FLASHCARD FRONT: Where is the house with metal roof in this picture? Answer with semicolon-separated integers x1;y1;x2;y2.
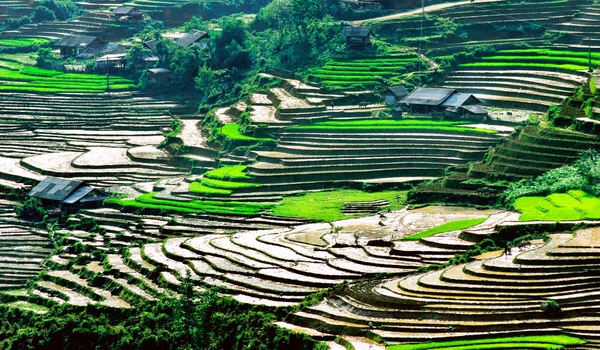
176;30;210;49
342;26;371;49
401;87;488;118
28;177;108;212
55;35;105;58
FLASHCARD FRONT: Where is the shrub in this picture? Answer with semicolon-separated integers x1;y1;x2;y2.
15;198;47;221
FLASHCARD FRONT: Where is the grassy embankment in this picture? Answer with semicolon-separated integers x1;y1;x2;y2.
388;334;585;350
401;217;487;241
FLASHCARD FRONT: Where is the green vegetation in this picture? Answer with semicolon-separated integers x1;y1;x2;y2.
220;123;275;142
15;198;47;222
308;51;421;88
503;150;600;204
0;286;325;350
289;119;497;134
387;334;584;350
109;192;273;216
514;190;600;221
401;217;487;241
205;165;252;180
189;165;260;195
272;189;406;222
0;38;51;49
0;54;134;93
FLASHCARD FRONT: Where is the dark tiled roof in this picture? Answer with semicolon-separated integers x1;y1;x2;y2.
113;6;139;15
143;39;157;52
401;88;456;106
441;93;481;108
176;30;209;48
388;85;409;97
460;104;488;115
55;35;100;48
28;177;83;201
343;26;371;37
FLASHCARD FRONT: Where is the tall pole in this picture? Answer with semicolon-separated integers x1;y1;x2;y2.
418;0;424;87
106;58;110;95
589;38;593;73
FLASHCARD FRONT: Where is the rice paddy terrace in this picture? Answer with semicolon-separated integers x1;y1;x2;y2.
281;226;600;348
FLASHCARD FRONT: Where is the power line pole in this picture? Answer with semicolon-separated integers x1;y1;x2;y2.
418;0;424;87
588;38;593;73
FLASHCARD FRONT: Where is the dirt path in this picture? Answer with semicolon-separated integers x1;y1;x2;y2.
354;0;506;25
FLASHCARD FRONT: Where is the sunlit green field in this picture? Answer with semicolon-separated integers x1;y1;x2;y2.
514;190;600;221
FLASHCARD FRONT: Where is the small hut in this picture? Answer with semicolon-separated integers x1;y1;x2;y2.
55;35;104;58
385;85;409;106
112;6;143;21
342;26;371;50
176;30;210;49
28;177;108;213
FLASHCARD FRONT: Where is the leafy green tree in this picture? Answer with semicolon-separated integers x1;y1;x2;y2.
15;197;47;221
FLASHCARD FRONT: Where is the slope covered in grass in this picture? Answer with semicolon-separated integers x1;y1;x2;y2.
401;217;487;241
514;190;600;221
272;189;406;222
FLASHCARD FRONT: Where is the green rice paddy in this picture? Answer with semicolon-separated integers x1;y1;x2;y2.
0;54;135;93
220;124;275;142
388;334;585;350
0;38;51;48
204;165;252;180
309;52;421;87
401;217;487;241
272;189;407;222
108;192;273;216
289;119;497;134
514;190;600;221
461;48;599;72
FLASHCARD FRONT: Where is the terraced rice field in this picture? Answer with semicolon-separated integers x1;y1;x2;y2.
26;206;508;310
514;190;600;221
0;200;51;292
442;48;591;111
308;51;422;88
388;335;585;349
0;54;134;93
281;226;600;347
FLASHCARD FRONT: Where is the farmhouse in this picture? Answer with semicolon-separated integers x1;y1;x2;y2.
176;29;210;49
342;26;371;49
112;6;143;21
385;85;409;106
28;177;108;212
401;87;488;118
96;53;126;69
55;35;105;58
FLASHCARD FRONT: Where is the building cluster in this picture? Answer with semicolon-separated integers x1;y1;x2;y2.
53;6;210;72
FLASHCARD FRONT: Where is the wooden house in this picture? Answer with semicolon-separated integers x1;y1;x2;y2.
385;85;409;106
401;87;488;119
112;6;143;21
342;26;371;50
28;177;108;213
55;35;104;58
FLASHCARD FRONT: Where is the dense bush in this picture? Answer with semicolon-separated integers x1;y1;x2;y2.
15;198;47;221
502;149;600;204
0;284;327;350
